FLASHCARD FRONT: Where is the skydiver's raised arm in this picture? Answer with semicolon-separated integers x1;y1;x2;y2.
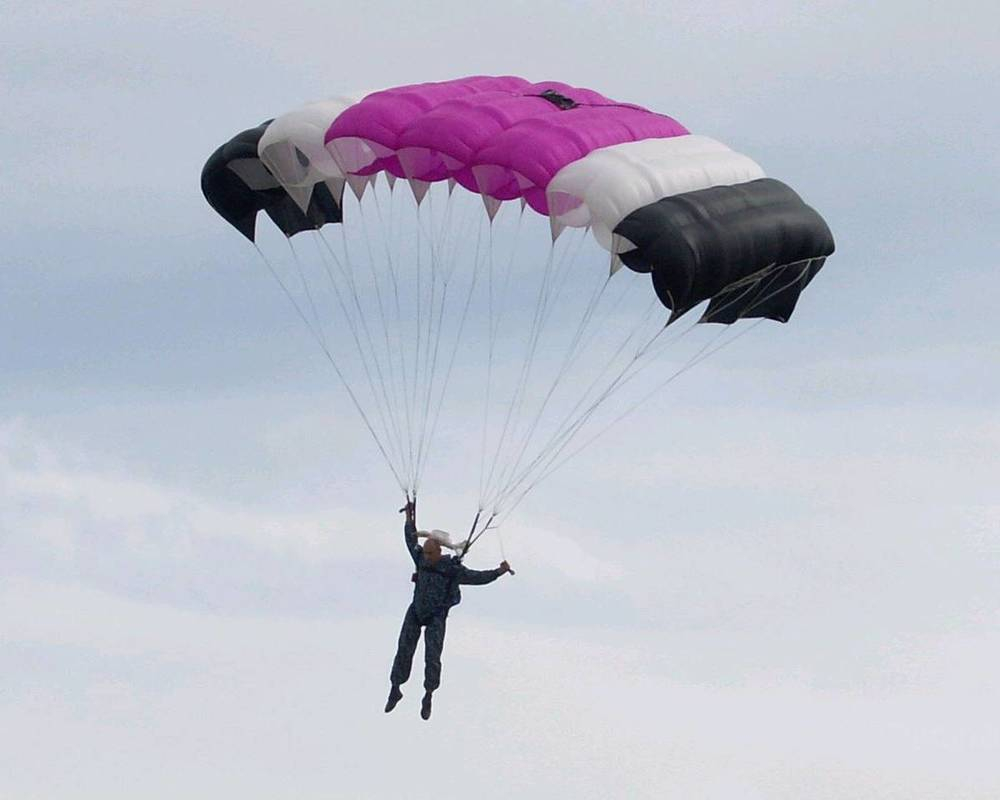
402;499;420;566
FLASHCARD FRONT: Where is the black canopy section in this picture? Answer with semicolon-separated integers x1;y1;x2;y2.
701;257;827;324
614;178;835;324
200;120;343;242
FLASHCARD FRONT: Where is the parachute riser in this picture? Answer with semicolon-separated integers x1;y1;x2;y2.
458;508;497;564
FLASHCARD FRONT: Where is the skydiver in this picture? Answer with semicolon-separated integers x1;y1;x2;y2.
385;498;512;720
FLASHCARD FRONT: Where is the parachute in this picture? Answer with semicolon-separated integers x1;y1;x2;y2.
201;75;834;545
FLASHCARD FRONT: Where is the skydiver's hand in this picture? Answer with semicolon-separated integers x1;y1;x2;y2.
499;560;513;575
403;499;416;523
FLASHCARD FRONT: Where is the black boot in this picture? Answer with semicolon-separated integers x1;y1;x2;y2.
420;691;433;720
385;684;403;713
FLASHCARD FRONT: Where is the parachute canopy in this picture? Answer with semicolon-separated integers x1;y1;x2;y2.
202;75;833;323
200;76;836;522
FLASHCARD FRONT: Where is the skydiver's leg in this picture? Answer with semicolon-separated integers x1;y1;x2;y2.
390;604;422;687
422;612;448;693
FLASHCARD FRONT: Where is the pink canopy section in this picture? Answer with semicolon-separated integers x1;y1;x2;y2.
323;75;688;215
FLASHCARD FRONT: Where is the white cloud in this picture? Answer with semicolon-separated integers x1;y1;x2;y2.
2;575;999;800
0;419;390;564
0;421;628;605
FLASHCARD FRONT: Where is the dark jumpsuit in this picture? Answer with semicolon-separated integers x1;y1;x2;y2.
390;519;502;692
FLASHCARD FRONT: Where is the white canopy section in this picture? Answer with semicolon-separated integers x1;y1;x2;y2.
546;135;766;253
258;98;358;212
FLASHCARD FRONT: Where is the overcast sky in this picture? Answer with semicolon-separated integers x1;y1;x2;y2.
2;1;999;798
